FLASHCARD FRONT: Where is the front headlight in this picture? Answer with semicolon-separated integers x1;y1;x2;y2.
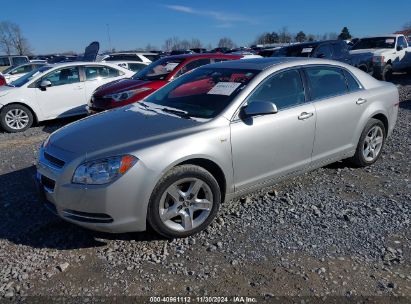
104;88;151;102
72;155;138;185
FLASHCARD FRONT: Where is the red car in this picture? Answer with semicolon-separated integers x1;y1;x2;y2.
88;54;242;113
0;74;6;86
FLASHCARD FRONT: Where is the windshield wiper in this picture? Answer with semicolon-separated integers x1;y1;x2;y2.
161;108;192;119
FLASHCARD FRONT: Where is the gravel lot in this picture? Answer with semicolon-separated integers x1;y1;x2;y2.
0;74;410;302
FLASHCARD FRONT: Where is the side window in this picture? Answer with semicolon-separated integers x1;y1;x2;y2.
313;44;332;59
305;67;348;100
12;57;29;66
128;63;147;72
398;36;408;48
0;57;10;66
11;65;32;74
248;69;306;110
43;67;80;86
175;59;211;77
343;70;362;92
85;66;120;80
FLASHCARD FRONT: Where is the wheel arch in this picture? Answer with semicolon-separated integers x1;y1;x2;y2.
371;112;389;133
0;102;39;124
174;158;227;202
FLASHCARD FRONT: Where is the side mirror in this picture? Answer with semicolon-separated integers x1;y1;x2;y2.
242;101;278;118
39;80;52;90
397;45;403;51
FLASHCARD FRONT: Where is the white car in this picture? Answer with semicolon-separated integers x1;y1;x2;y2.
350;34;411;80
0;62;134;132
108;61;150;72
1;63;46;84
101;52;160;64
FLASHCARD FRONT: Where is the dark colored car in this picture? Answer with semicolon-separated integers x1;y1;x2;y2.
190;48;207;53
272;40;373;74
88;54;242;113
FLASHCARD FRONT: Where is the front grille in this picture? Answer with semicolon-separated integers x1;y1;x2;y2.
62;209;114;224
44;152;65;168
41;175;55;191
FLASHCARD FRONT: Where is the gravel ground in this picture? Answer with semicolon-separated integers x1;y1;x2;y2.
0;74;410;302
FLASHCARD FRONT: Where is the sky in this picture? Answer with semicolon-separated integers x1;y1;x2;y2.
2;0;411;54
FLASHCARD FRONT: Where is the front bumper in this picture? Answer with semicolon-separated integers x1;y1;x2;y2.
36;147;155;233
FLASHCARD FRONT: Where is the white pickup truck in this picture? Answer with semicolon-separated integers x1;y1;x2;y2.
350;34;411;80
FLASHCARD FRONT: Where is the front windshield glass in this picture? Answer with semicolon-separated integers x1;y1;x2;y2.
352;37;396;50
10;66;52;87
132;58;184;81
2;66;16;74
143;67;259;119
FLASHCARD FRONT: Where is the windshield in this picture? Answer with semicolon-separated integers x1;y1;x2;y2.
2;66;17;74
132;58;184;81
352;37;396;50
10;66;52;87
143;67;259;119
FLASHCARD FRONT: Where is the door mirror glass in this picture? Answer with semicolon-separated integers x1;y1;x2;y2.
242;101;278;117
39;79;52;90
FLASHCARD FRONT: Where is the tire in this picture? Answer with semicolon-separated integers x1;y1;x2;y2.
381;64;393;81
350;119;386;167
0;104;34;133
147;165;221;238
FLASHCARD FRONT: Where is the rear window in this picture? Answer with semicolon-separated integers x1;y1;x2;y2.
305;67;348;100
12;57;29;66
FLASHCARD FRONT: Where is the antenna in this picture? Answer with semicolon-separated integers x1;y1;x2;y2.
106;23;112;52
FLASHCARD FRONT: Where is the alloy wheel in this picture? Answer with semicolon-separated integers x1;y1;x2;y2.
159;178;214;232
4;108;30;130
362;125;384;162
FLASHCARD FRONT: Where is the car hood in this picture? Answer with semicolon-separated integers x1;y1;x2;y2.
48;104;206;158
94;78;164;97
349;48;392;56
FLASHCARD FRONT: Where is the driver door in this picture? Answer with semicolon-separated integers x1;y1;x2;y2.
35;66;86;119
230;69;316;191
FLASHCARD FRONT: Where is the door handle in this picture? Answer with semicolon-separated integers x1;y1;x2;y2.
356;98;367;105
298;112;314;120
73;86;83;90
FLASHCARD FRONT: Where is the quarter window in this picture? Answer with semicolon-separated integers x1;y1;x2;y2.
85;66;120;80
43;67;80;86
248;69;305;110
343;70;362;92
306;67;348;100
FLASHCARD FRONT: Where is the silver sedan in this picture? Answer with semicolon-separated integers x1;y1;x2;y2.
36;58;399;238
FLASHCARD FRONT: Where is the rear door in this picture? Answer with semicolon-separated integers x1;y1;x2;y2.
35;66;86;119
305;66;366;164
82;65;126;99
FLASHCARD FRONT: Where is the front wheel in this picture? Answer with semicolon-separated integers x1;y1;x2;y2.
147;165;221;238
0;104;34;133
381;64;393;81
350;119;386;167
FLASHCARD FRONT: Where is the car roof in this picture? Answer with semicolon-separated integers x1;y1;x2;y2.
202;57;334;71
109;52;158;55
361;35;399;38
43;61;129;69
164;53;242;60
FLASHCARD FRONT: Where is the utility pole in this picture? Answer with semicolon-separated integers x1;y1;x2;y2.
106;23;112;52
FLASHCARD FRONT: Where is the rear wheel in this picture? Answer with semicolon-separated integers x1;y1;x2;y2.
0;104;34;133
350;119;386;167
147;165;221;238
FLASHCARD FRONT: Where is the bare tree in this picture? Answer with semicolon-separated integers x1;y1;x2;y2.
163;38;173;52
217;37;236;49
190;38;202;49
403;21;411;30
0;21;32;55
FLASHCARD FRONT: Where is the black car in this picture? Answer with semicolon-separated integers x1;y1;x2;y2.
272;40;373;74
